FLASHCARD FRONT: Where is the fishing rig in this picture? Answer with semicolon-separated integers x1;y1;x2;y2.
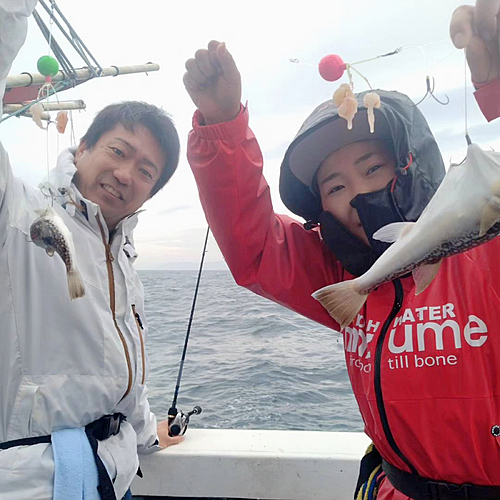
167;228;210;436
290;40;453;134
312;43;472;146
1;0;159;126
291;43;455;135
316;43;451;103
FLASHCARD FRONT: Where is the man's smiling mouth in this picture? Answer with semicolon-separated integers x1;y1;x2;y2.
102;184;123;200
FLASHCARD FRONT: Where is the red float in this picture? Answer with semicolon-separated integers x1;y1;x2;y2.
318;54;346;82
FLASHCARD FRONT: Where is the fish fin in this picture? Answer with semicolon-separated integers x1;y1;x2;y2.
413;261;442;295
479;199;500;237
312;280;368;329
67;268;85;300
45;247;55;257
372;222;415;243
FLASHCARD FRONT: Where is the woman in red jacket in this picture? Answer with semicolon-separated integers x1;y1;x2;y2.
185;3;500;499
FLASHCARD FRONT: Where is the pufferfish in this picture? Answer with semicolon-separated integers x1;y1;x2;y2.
30;206;85;300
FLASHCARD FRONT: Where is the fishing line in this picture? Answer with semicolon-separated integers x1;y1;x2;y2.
167;227;209;434
348;47;403;67
69;110;76;146
350;38;449;67
292;37;450;68
402;37;450;53
349;65;373;90
56;119;60;153
464;49;471;145
43;1;56;207
47;1;55;58
45;120;53;205
428;49;458;72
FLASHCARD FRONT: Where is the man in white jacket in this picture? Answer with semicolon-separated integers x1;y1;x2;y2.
1;2;183;499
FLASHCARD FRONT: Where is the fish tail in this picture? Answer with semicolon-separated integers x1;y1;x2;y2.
312;280;368;329
67;268;85;300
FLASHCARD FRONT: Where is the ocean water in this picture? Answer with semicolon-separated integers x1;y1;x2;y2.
140;270;364;433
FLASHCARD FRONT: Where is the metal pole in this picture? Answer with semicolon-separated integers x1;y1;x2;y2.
6;63;160;89
3;100;86;114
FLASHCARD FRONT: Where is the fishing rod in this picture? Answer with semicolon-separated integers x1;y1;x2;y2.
167;226;210;436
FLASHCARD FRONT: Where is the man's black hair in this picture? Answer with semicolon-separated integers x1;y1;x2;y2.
80;101;180;196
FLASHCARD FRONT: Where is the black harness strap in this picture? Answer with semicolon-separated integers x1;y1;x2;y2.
0;413;124;500
0;435;51;449
85;426;117;500
383;460;500;500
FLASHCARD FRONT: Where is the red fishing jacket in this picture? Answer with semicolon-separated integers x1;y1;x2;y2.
187;82;500;499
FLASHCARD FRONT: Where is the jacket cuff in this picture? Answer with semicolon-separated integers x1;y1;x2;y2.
191;103;249;148
139;437;162;455
473;77;500;122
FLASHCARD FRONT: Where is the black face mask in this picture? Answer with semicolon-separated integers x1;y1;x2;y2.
319;183;405;276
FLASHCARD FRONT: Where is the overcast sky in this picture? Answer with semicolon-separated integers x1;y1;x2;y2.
2;0;500;269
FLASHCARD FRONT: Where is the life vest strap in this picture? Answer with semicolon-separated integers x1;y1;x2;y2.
383;459;500;499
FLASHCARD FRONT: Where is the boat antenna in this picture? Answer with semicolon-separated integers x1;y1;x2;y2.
167;226;210;435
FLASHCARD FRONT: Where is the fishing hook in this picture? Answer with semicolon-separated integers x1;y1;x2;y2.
414;75;450;107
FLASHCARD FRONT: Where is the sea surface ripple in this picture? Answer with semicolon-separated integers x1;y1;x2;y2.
140;270;363;432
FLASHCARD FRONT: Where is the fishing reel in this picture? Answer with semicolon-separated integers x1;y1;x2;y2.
168;405;202;436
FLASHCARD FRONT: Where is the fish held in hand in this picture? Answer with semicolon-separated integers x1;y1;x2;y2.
30;207;85;300
313;143;500;328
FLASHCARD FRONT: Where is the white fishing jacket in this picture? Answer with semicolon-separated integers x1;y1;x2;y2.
0;2;160;498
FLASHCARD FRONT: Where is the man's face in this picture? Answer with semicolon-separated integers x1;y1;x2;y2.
316;139;396;246
74;124;165;231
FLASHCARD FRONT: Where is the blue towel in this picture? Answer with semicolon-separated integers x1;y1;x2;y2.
52;427;100;500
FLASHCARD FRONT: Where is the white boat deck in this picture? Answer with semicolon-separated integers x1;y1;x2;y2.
132;429;370;499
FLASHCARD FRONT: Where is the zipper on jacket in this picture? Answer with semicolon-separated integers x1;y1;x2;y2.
96;217;133;401
374;279;418;475
132;304;146;385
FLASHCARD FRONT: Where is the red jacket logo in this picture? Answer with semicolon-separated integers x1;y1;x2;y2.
344;303;488;372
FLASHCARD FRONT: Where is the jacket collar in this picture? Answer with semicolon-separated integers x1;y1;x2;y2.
38;146;140;254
